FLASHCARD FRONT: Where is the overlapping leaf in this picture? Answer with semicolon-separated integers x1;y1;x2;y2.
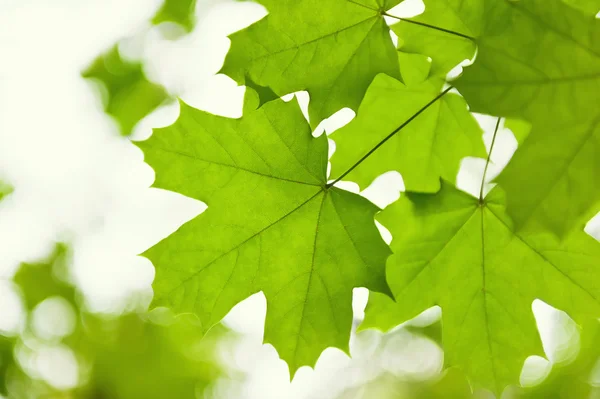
453;0;600;237
362;183;600;394
497;118;600;238
455;0;600;125
330;53;485;192
220;0;403;126
391;0;482;77
136;89;391;374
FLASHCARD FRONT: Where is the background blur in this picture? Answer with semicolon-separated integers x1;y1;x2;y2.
1;0;600;398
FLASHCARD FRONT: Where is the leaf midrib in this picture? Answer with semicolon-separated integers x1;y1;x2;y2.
292;191;328;366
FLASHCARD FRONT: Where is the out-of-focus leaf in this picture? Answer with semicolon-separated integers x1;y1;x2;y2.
152;0;197;32
506;320;600;399
0;336;15;395
0;181;11;199
336;368;473;399
78;313;224;399
2;247;228;399
82;46;169;136
13;244;75;310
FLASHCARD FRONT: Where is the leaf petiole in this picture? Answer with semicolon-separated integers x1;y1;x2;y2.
383;12;476;41
479;117;501;203
328;86;454;188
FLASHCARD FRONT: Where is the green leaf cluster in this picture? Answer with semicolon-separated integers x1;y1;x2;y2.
134;0;600;396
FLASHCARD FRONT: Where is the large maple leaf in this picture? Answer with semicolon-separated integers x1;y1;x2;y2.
220;0;403;126
362;181;600;394
135;90;392;374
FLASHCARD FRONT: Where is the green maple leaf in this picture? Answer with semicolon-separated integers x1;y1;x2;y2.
220;0;403;126
152;0;197;32
83;46;169;136
362;182;600;394
135;89;391;374
330;53;485;192
391;0;482;77
451;0;600;237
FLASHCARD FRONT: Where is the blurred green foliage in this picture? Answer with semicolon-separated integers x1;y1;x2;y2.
14;245;75;311
341;317;600;399
336;368;474;399
152;0;197;33
0;182;12;201
1;245;229;399
82;46;169;136
508;320;600;399
82;0;202;136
